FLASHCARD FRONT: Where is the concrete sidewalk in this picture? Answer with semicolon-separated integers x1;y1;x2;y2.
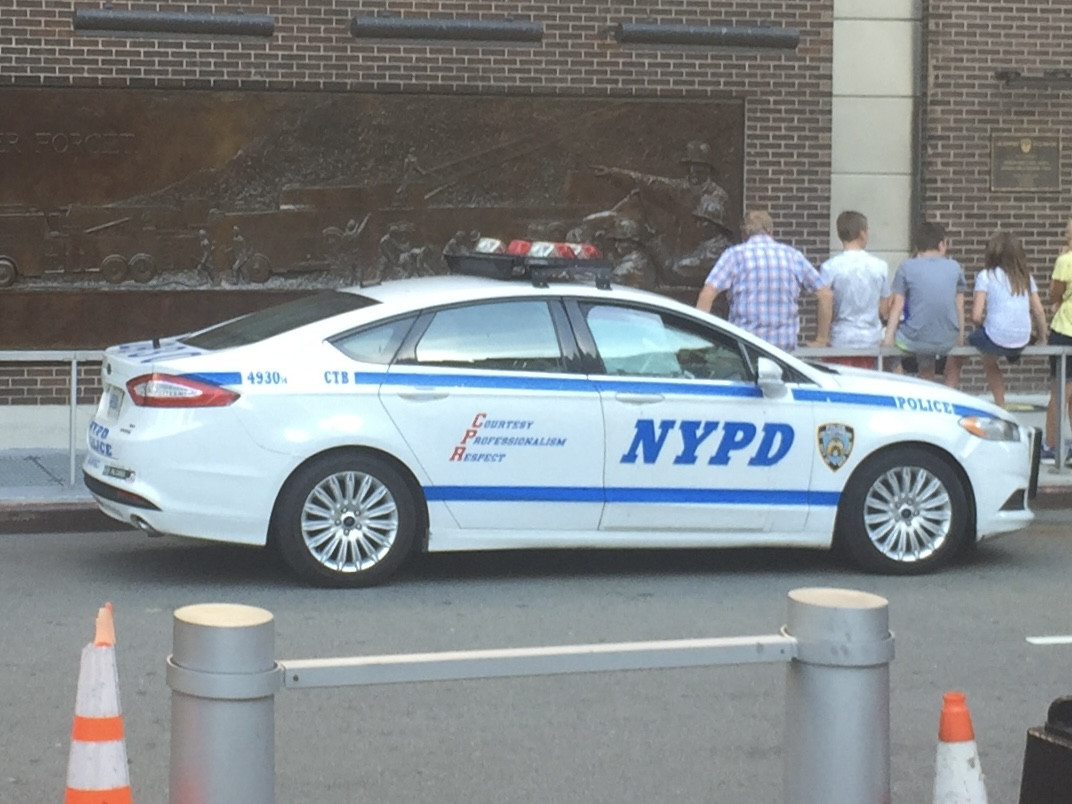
0;405;114;530
2;396;1070;530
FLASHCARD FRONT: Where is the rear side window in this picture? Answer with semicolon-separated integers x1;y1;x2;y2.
405;300;565;373
332;317;416;364
181;292;377;350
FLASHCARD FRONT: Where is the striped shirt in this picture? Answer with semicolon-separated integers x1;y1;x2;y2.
704;233;823;351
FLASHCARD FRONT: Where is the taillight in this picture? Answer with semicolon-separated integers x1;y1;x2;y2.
126;373;239;408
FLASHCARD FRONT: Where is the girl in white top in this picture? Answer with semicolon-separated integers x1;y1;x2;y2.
968;230;1048;408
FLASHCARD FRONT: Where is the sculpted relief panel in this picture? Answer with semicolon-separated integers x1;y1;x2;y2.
0;89;743;297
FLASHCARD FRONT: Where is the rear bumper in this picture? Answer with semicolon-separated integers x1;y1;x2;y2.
83;435;285;546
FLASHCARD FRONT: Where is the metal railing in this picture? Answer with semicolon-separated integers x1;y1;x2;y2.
165;588;894;804
0;350;103;486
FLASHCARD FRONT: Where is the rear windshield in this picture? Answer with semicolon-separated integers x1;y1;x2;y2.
181;292;378;350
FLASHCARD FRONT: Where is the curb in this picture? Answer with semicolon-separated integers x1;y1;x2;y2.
1031;487;1072;510
0;500;127;534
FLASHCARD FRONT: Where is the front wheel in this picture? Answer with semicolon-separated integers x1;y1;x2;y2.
100;254;128;284
273;453;417;587
128;252;157;283
835;448;969;574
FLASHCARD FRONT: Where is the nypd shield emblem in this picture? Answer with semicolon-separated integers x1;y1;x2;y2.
817;423;854;471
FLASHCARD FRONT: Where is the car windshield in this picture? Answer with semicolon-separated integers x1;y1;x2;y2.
180;292;378;350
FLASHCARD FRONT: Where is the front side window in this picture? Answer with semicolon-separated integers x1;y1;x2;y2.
583;303;749;381
409;300;565;373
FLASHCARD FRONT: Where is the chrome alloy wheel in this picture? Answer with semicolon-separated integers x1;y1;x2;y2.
299;470;399;573
862;465;952;563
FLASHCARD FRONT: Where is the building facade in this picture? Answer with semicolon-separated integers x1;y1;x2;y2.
1;1;1071;402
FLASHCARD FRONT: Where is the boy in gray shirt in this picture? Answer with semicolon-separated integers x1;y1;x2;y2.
882;221;967;387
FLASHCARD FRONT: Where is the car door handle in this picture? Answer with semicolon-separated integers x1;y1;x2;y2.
394;388;450;401
614;392;665;404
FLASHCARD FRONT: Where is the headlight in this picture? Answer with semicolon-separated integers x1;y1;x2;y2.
959;415;1020;441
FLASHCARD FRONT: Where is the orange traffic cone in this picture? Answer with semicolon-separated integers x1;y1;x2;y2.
933;690;988;803
64;603;132;804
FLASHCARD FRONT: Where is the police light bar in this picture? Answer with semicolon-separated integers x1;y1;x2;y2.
499;239;604;259
445;238;613;288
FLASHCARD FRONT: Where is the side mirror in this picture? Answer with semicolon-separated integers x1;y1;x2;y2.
756;356;788;398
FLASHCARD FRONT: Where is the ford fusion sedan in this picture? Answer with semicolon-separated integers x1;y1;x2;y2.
83;246;1037;586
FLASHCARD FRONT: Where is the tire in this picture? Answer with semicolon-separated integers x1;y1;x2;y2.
128;252;157;283
100;254;128;283
835;447;969;574
243;253;272;283
0;257;16;288
273;453;417;587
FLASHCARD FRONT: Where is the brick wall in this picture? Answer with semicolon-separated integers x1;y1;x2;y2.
5;1;834;402
925;0;1072;394
0;361;102;406
2;1;833;247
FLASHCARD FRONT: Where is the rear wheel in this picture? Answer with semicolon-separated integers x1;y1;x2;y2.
835;447;968;574
0;257;16;288
273;453;417;587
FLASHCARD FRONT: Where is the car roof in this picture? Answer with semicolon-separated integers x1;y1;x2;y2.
189;273;831;389
342;274;693;312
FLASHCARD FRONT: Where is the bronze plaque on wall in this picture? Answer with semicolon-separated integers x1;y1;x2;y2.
990;134;1061;191
0;87;744;346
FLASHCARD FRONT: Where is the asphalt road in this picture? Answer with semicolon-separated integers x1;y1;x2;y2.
3;519;1072;803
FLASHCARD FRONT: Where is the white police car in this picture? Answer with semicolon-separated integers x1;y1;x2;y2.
83;240;1038;587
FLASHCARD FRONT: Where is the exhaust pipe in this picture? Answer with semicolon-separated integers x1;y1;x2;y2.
131;515;165;538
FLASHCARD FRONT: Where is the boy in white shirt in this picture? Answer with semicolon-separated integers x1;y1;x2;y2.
811;211;891;368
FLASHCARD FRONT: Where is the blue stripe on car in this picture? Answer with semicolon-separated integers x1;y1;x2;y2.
367;370;991;415
367;372;764;398
365;372;594;392
790;388;899;407
181;372;244;386
425;485;603;502
425;485;840;506
593;379;762;397
791;387;992;417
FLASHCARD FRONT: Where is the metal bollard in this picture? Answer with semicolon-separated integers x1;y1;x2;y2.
782;588;893;804
166;603;284;804
164;590;893;802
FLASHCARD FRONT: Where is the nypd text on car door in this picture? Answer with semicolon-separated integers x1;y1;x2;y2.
575;301;817;539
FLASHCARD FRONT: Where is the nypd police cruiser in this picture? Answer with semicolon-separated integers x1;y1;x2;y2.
83;239;1038;587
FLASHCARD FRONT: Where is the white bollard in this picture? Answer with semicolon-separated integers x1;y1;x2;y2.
782;588;893;804
166;603;283;804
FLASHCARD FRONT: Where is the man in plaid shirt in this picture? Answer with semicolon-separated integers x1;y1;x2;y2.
695;209;832;352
